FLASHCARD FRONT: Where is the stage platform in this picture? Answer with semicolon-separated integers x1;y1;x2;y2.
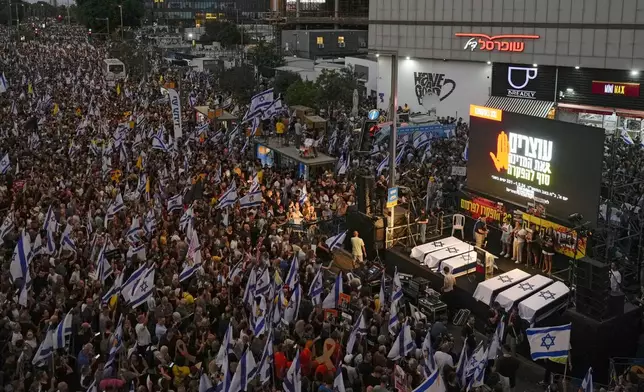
256;138;337;167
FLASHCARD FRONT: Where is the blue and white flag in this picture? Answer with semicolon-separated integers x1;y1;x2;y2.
144;210;156;237
308;269;324;306
388;300;399;335
229;347;257;392
10;230;31;284
126;244;146;265
60;223;76;253
412;366;444;392
285;255;299;288
255;268;271;297
244;88;274;121
152;128;168;152
377;155;389;175
217;181;238;209
254;329;273;383
391;267;403;303
454;338;469;387
325;231;346;251
53;311;73;350
283;283;302;324
377;272;386;312
526;324;571;360
104;316;124;371
43;205;57;233
488;318;505;360
283;349;301;392
105;193;125;227
422;329;437;377
262;97;283;120
228;260;243;283
120;264;148;303
129;267;155;308
322;272;343;309
126;217;141;243
30;233;43;261
298;185;308;205
581;367;593;392
180;206;194;233
346;308;367;355
0;213;14;246
102;273;124;305
243;268;258;308
96;244;113;282
465;344;489;390
216;323;234;366
239;190;262;209
0;153;10;174
337;153;349;175
167;194;183;212
463;139;469;161
333;365;346;392
253;296;268;336
387;320;415;360
179;258;202;283
0;73;8;93
621;129;634;145
32;329;54;365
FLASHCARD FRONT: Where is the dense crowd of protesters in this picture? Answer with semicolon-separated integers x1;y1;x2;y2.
0;19;551;392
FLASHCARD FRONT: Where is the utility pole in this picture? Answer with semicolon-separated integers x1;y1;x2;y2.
118;5;123;40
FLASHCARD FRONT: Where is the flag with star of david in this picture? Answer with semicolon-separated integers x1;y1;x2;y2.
129;266;156;309
526;324;571;360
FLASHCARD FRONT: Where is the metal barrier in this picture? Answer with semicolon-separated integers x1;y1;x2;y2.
548;373;610;392
609;357;644;389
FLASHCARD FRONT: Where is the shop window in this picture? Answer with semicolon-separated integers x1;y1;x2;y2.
338;36;345;47
316;36;324;48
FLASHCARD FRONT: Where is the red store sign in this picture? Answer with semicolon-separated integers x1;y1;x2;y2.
455;33;540;52
591;81;640;97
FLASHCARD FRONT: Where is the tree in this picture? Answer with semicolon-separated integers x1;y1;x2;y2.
76;0;143;31
249;42;285;78
285;80;319;110
315;67;359;113
219;66;256;103
202;21;241;48
274;71;301;95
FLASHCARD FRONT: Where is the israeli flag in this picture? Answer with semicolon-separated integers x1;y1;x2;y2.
96;244;113;282
262;97;283;120
322;272;343;309
10;230;31;284
253;296;268;336
32;329;54;365
325;230;347;251
129;267;155;308
412;367;444;392
216;323;234;366
0;153;10;174
621;129;634;145
298;185;308;205
387;320;415;360
463;139;469;161
254;329;273;383
30;233;43;260
454;338;469;387
216;181;238;209
120;264;148;303
102;273;124;305
180;206;194;232
104;316;124;371
388;300;399;335
167;194;183;213
377;273;386;312
488;318;505;360
283;349;301;392
465;344;489;390
144;210;156;237
42;205;57;233
244;88;274;121
255;268;271;297
239;190;263;209
126;216;141;243
346;308;368;355
0;72;8;93
526;324;571;360
0;214;14;246
391;266;403;303
60;223;76;253
229;348;257;392
333;365;346;392
105;193;125;227
126;244;146;265
337;153;349;175
18;266;31;307
283;283;302;324
308;269;324;306
228;260;243;283
285;255;299;288
53;311;74;350
377;155;389;174
243;268;258;307
152;128;168;152
581;368;593;392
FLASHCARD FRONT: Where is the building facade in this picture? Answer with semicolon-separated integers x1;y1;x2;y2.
369;0;644;125
146;0;269;26
281;29;368;59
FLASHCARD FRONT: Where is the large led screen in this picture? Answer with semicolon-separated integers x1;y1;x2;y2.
466;106;604;227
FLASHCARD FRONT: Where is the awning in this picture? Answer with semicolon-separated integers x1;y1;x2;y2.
485;96;555;118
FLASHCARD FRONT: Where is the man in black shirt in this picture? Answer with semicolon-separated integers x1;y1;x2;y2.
375;175;387;214
496;344;520;392
416;208;429;243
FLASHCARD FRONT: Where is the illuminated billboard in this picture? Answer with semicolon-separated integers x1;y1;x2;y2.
467;105;604;227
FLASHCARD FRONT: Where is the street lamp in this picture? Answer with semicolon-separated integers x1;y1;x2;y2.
118;5;123;40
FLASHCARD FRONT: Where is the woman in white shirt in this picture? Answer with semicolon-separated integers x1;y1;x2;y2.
500;218;512;258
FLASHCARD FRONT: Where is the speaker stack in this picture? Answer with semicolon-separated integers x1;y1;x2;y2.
357;175;375;215
575;256;622;320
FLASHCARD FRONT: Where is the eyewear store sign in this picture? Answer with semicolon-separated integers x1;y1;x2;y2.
455;33;540;52
591;81;640;97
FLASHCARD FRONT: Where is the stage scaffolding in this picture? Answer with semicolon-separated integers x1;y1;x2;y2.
589;134;644;295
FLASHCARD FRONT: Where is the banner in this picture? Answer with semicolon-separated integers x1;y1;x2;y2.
460;196;510;225
168;88;182;139
521;213;586;259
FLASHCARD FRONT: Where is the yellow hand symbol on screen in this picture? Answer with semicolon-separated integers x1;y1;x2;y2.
490;131;509;172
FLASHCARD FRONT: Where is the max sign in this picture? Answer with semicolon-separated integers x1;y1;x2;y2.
455;33;540;53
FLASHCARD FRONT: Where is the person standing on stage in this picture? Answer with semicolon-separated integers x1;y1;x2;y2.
530;224;542;269
416;208;429;244
351;231;366;269
500;217;512;258
542;227;556;275
512;222;526;264
442;266;456;321
610;262;623;294
473;216;488;248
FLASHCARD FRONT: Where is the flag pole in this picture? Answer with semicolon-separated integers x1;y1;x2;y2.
562;351;569;392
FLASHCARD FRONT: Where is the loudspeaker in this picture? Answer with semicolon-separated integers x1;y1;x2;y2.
575;256;610;320
357;175;375;215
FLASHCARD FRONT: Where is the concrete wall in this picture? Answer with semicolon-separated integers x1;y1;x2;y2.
345;56;379;96
369;0;644;70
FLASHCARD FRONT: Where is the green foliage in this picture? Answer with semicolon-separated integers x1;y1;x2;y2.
274;71;301;95
315;66;359;112
76;0;143;31
219;65;256;103
202;21;242;48
249;41;285;70
285;80;319;110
